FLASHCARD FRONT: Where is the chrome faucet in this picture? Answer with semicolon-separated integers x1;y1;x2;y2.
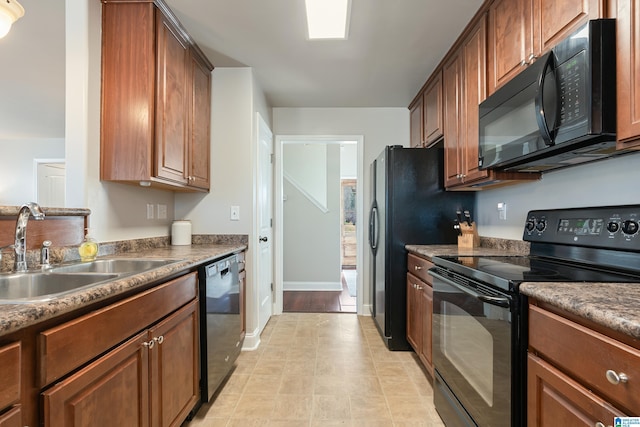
14;202;45;272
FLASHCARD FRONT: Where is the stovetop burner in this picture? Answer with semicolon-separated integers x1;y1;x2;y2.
435;255;640;291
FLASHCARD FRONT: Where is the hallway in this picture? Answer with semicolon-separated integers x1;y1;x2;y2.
187;313;444;426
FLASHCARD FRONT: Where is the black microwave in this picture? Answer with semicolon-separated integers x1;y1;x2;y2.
478;19;617;173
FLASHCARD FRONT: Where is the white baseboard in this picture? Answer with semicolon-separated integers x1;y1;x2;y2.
242;327;261;351
283;281;342;291
361;304;372;316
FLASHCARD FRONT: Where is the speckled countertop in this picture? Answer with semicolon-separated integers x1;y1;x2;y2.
519;282;640;340
407;240;640;341
0;239;247;338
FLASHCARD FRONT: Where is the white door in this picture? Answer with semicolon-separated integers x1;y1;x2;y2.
257;114;274;334
37;161;66;207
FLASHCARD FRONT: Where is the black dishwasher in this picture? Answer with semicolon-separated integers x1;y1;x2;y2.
198;253;244;403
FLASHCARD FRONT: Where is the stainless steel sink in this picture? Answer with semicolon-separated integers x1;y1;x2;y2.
0;272;119;302
50;258;178;274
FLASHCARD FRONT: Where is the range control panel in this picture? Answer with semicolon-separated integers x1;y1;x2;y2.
523;205;640;251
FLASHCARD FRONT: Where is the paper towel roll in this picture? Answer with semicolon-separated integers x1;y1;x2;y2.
171;220;192;246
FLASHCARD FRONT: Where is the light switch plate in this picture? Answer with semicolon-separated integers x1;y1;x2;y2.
230;205;240;221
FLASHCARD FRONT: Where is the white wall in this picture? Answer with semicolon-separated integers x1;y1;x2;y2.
284;144;328;210
283;144;341;290
273;108;409;312
340;143;358;179
477;152;640;239
0;139;64;205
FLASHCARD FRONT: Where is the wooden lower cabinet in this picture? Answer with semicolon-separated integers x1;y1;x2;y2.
42;300;199;427
406;253;434;376
527;302;638;426
0;406;22;427
528;354;625;426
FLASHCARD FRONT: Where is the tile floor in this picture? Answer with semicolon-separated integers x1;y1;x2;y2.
186;313;445;427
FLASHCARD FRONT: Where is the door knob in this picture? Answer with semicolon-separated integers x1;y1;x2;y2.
259;236;268;242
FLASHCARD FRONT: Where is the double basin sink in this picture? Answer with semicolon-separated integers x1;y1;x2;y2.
0;258;182;303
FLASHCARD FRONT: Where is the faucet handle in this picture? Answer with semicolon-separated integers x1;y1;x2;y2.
41;240;52;268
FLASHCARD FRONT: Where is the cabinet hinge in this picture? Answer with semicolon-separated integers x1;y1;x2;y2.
270;153;274;164
270;218;273;227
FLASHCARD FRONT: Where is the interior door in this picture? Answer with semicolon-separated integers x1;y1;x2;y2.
257;113;274;335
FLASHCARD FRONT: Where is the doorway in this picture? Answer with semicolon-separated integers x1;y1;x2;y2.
274;136;364;315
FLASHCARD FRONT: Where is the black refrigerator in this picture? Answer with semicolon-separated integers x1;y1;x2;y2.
368;145;475;350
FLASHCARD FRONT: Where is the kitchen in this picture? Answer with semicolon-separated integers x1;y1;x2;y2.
1;0;640;426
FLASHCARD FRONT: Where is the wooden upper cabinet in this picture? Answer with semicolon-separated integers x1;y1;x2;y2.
487;0;534;95
443;51;464;188
100;0;213;192
488;0;605;95
187;51;212;189
536;0;605;52
461;16;488;184
409;93;424;148
423;71;444;146
616;0;640;148
155;12;189;186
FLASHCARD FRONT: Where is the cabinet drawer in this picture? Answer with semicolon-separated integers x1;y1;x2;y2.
0;342;20;410
407;253;434;284
529;305;640;413
39;272;197;387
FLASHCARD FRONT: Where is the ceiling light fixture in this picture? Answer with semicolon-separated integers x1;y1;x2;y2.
0;0;24;39
305;0;351;40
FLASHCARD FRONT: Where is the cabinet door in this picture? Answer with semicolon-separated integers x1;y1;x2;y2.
42;332;150;427
443;51;463;187
420;283;433;376
461;14;489;184
0;406;21;427
409;94;424;148
187;51;211;190
148;300;199;427
423;71;444;146
155;12;189;185
406;274;422;351
528;354;626;426
536;0;604;53
0;342;20;411
487;0;535;94
617;0;640;147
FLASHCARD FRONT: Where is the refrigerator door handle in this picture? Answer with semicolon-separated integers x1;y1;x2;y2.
371;206;379;251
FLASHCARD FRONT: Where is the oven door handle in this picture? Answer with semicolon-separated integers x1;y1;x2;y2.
430;269;512;309
477;295;511;308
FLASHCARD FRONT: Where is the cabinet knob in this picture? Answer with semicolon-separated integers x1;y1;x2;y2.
143;339;155;349
414;265;422;271
155;335;164;345
527;53;537;63
594;422;606;427
605;369;628;385
520;59;527;67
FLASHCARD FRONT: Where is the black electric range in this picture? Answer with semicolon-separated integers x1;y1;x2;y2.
429;205;640;427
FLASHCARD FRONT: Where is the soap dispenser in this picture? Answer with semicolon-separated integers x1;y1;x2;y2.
79;228;99;262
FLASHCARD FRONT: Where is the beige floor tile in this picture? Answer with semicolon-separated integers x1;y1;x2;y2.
271;395;313;420
244;374;283;395
312;395;351;420
349;394;392;420
185;313;444;427
278;375;315;395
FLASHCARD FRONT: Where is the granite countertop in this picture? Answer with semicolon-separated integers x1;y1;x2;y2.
520;282;640;341
406;244;526;259
0;243;246;338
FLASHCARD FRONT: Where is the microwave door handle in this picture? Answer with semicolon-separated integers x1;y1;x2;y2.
534;53;559;146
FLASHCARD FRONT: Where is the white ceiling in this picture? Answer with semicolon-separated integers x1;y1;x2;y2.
0;0;483;139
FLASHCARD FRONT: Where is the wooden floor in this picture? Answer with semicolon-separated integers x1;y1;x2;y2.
283;278;356;313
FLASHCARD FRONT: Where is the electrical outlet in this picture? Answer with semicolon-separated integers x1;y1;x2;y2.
497;202;507;220
157;204;167;220
146;203;154;220
230;206;240;221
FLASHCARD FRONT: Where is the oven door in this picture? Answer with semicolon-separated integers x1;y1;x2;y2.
430;269;513;427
